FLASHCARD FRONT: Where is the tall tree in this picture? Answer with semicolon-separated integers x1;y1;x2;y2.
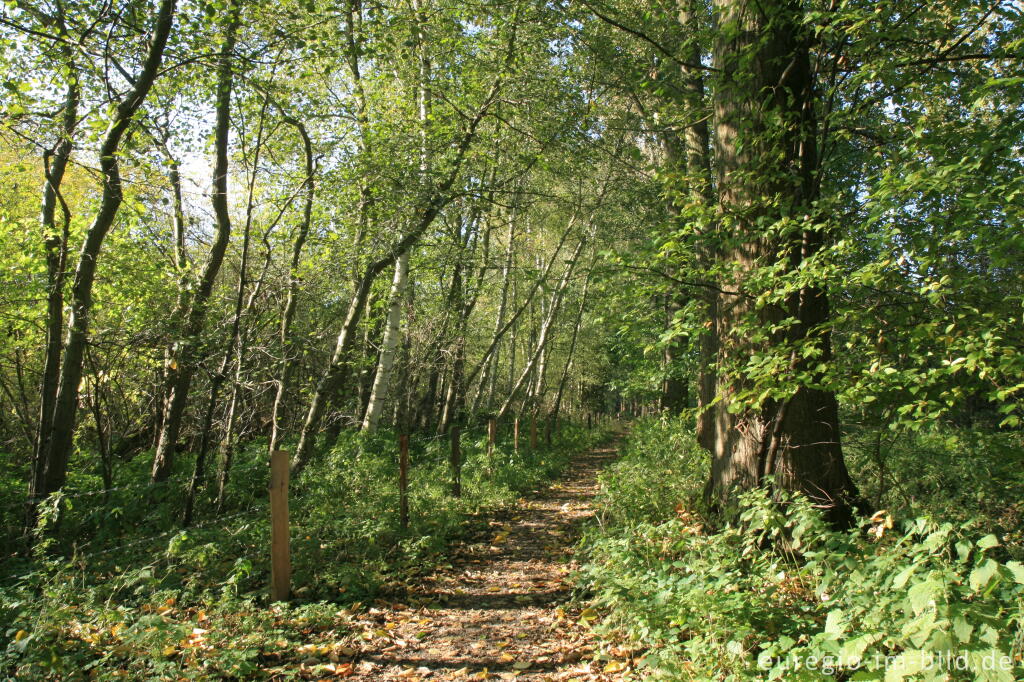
35;0;177;501
702;0;860;521
151;0;241;483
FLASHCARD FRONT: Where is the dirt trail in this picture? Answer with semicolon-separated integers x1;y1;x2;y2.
339;440;627;681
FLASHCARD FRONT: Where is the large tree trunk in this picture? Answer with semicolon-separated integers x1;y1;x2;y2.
40;0;177;497
151;0;239;483
704;0;859;523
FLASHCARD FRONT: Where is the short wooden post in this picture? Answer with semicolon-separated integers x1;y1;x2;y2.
450;425;461;497
530;416;538;450
514;417;520;454
587;413;592;430
399;434;409;530
270;450;291;602
487;418;496;456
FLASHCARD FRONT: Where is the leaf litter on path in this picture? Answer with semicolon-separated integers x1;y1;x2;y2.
323;443;636;681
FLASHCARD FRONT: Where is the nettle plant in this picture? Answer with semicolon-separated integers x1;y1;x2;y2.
582;477;1024;681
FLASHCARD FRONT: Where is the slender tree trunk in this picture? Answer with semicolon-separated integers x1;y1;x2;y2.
551;267;592;429
151;0;239;483
41;0;177;496
27;27;78;526
269;120;316;454
471;209;516;415
362;252;409;432
497;237;586;420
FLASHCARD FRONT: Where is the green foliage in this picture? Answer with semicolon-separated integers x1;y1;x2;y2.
591;414;707;527
0;423;607;679
578;418;1024;681
845;426;1024;557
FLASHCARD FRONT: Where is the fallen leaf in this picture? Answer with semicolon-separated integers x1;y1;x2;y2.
603;660;629;673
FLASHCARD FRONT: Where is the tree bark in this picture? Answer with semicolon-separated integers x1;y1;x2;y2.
361;251;409;432
151;0;239;483
269;118;316;454
41;0;177;496
28;13;79;526
704;0;860;523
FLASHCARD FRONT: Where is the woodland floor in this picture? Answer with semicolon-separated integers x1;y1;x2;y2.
323;439;633;681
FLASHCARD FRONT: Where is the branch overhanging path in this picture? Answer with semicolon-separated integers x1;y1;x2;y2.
305;438;626;681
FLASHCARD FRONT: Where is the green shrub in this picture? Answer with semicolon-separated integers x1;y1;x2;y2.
578;417;1024;681
0;421;610;679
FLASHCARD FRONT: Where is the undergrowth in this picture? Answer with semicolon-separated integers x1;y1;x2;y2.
577;416;1024;680
0;421;610;679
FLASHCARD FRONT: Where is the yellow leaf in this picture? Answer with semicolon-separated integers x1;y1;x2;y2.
14;630;27;642
162;645;177;657
604;660;628;673
579;608;599;622
512;661;531;670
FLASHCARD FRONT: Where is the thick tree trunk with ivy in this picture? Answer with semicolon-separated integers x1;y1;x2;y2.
704;0;860;523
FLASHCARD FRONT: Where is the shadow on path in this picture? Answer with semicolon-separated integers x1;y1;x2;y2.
336;440;626;680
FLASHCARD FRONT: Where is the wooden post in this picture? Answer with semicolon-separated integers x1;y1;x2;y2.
270;450;290;602
514;417;520;454
450;425;461;497
544;415;553;446
399;434;409;530
530;416;538;450
487;417;496;456
587;412;592;430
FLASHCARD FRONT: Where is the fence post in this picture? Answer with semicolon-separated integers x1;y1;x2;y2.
399;434;409;530
514;417;520;454
488;417;496;456
450;425;461;498
587;412;592;430
270;450;290;602
530;416;538;450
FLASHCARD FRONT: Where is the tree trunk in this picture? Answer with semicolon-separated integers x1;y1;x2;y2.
362;251;409;432
704;0;860;523
497;237;586;420
551;266;592;429
40;0;177;496
269;119;316;454
27;24;79;527
151;0;239;483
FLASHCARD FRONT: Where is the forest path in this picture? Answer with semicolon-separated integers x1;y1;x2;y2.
337;438;629;681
